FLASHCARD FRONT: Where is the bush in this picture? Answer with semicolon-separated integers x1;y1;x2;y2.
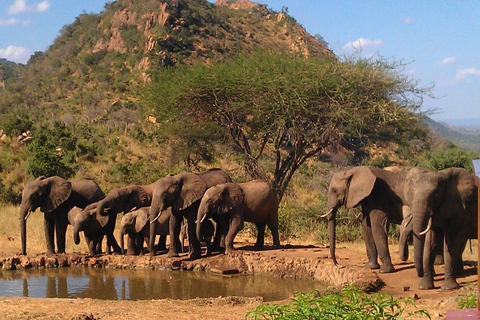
246;286;430;319
413;145;479;172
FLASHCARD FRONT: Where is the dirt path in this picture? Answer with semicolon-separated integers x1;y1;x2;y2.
0;241;477;320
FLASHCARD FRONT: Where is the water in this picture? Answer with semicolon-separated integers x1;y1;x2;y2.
0;267;326;301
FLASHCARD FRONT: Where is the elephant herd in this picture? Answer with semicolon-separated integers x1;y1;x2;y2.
19;168;281;261
325;166;478;290
19;165;478;291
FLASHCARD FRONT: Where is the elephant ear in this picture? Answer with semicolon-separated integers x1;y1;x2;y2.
345;167;377;209
174;173;206;211
217;183;244;214
41;176;72;213
135;210;148;233
135;186;151;206
67;206;80;225
94;210;109;228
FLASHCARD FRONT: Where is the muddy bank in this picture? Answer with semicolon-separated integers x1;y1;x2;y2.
0;244;381;290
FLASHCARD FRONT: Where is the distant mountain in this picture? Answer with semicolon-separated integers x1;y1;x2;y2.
425;118;480;152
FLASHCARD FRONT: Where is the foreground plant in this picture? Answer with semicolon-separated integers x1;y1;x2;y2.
246;286;430;319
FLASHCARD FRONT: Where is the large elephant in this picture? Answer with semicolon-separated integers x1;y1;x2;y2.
402;167;477;290
148;168;232;259
118;207;170;255
325;166;408;273
19;176;105;255
196;180;281;254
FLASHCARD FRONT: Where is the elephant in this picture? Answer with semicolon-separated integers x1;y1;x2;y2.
180;218;215;256
324;166;408;273
401;167;477;290
148;168;232;259
118;207;171;255
19;176;105;255
67;206;121;255
196;180;281;254
92;183;156;218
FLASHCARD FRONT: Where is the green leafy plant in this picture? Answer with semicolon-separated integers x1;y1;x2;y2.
246;286;430;320
458;292;478;309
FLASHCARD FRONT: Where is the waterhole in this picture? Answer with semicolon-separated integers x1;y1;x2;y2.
0;267;327;301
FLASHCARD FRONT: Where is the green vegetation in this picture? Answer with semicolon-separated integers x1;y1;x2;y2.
246;286;430;319
143;52;432;200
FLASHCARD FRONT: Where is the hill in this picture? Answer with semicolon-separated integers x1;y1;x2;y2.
425;118;480;152
0;0;334;197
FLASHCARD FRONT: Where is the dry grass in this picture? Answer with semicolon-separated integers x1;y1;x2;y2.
0;205;93;256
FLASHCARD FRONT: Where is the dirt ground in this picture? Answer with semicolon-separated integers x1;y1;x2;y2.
0;240;477;320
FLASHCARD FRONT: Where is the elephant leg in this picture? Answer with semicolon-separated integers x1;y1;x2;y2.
361;215;380;270
55;219;67;254
433;229;444;265
187;212;201;260
212;215;227;253
156;235;167;252
225;215;244;254
44;216;55;255
168;213;182;257
267;218;281;248
442;228;462;290
126;234;136;255
254;222;266;249
205;237;212;256
84;234;96;255
106;232;121;254
418;230;436;290
370;210;394;273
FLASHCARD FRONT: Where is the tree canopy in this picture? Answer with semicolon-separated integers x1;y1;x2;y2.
144;52;431;200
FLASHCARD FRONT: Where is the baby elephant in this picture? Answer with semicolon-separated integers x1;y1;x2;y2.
119;207;171;255
68;206;121;255
181;218;215;256
196;180;281;254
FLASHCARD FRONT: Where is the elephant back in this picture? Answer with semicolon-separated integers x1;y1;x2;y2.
240;180;278;222
198;168;232;188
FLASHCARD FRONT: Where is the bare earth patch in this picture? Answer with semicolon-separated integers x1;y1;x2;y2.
0;241;477;320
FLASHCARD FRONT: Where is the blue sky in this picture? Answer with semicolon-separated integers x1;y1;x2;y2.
0;0;478;123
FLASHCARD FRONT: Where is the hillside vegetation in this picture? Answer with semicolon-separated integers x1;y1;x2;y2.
0;0;478;241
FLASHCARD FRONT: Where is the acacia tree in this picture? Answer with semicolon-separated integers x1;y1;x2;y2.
144;52;431;200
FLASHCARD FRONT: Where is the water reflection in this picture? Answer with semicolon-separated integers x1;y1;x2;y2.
0;268;325;301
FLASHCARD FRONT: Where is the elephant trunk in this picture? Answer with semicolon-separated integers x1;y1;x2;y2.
398;214;413;262
19;203;30;255
196;201;210;243
326;207;338;265
73;224;81;245
149;198;164;254
412;206;428;277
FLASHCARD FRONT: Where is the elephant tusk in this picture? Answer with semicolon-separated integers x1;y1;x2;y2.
321;208;334;218
402;215;413;229
150;210;163;224
419;218;432;236
200;214;207;223
25;210;32;220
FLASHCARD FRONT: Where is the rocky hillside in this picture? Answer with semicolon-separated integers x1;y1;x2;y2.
0;0;332;125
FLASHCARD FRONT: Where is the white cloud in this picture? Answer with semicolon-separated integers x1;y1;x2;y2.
0;45;30;63
0;17;19;26
8;0;51;14
342;37;383;53
455;67;480;81
437;56;456;65
404;17;414;24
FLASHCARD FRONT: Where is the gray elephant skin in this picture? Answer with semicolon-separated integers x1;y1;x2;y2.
181;218;215;256
92;183;156;217
68;206;121;255
148;168;232;259
325;166;408;273
401;167;477;290
196;180;281;255
19;176;105;255
118;207;171;255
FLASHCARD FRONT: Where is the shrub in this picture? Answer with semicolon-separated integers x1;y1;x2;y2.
246;286;430;319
